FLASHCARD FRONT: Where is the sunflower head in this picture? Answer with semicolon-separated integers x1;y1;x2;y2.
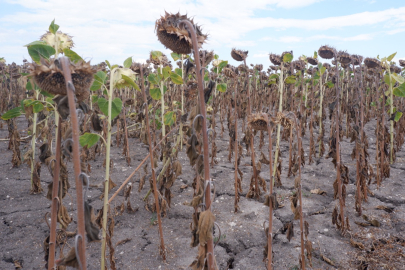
390;65;401;74
231;48;248;62
40;31;74;54
337;51;351;64
351;54;363;66
199;50;214;66
364;58;381;69
399;59;405;67
318;45;335;60
155;12;207;54
248;113;269;131
29;58;94;102
269;54;281;66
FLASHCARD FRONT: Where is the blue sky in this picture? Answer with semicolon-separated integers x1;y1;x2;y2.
1;0;404;67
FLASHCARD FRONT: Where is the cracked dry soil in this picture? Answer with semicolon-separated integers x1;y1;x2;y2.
0;114;405;270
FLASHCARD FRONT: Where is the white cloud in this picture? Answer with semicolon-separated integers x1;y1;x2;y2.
1;0;405;65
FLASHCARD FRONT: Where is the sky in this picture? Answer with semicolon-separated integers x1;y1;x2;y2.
1;0;404;67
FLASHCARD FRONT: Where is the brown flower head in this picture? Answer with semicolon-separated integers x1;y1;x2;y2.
293;60;305;71
248;113;269;131
223;67;236;78
306;57;318;66
337;51;351;64
199;50;214;66
390;65;401;74
399;59;405;67
231;48;248;62
318;45;335;60
155;12;207;54
364;57;380;69
29;58;94;102
351;54;363;66
269;54;281;66
254;64;263;71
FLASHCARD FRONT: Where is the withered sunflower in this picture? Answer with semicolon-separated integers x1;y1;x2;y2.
155;12;207;54
199;50;214;66
399;59;405;67
307;57;318;66
364;58;380;69
390;65;401;74
231;48;248;62
248;113;269;131
269;54;281;66
338;51;351;64
318;45;335;60
29;58;95;102
351;54;363;66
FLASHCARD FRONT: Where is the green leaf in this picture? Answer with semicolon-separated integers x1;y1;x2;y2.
218;60;228;72
24;41;47;47
387;52;397;62
171;52;181;61
123;56;132;68
49;19;60;34
92;95;99;103
111;98;122;120
320;67;326;76
314;51;318;59
148;73;158;85
216;83;227;93
370;101;376;107
1;107;23;120
285;75;296;84
393;82;405;97
162;66;172;80
40;90;54;98
150;88;161;100
163;85;168;94
79;133;100;148
63;48;82;63
395;111;403;122
90;71;107;91
214;54;219;60
325;81;334;88
26;81;33;91
97;97;123;119
32;102;44;113
155;119;162;130
283;53;293;63
164;111;176;126
204;72;209;81
391;73;404;84
175;68;183;78
121;74;140;91
384;74;391;85
170;72;183;85
105;60;111;69
27;44;56;64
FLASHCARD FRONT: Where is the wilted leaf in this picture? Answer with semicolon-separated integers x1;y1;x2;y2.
310;188;326;195
170;72;183;85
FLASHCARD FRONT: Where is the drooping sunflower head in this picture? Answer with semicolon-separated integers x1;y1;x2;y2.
364;58;381;69
390;65;401;74
199;50;214;66
337;51;351;64
29;58;94;102
399;59;405;67
269;54;281;66
155;12;207;54
318;45;335;60
351;54;363;66
248;113;269;131
231;48;248;62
